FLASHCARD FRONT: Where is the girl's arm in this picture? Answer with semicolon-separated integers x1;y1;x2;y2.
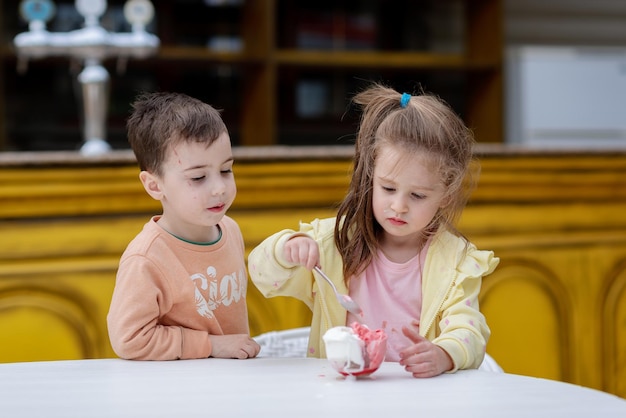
432;245;499;371
247;226;317;309
248;217;339;310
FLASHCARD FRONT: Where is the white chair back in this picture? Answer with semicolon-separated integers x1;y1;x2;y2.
253;327;310;358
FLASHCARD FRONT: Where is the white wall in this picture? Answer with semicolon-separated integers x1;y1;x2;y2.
504;1;626;148
505;0;626;46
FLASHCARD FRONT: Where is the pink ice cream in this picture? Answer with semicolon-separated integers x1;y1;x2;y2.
323;322;387;377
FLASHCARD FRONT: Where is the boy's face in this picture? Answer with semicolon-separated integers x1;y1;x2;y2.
141;131;236;243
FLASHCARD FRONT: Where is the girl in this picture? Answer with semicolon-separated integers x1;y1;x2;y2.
248;83;499;378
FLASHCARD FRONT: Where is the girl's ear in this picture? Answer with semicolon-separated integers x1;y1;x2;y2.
139;171;163;201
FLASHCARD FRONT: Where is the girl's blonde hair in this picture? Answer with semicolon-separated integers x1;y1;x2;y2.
334;83;477;282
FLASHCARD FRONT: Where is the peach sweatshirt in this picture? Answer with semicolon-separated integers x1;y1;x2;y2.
107;216;250;360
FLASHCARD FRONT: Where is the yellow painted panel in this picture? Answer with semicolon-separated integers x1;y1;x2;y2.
0;284;104;362
604;264;626;398
481;263;565;381
0;307;84;362
612;290;626;399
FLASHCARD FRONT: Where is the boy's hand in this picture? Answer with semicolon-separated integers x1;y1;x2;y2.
209;334;261;359
283;235;320;270
398;320;453;378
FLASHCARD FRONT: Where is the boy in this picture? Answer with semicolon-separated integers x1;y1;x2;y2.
107;92;260;360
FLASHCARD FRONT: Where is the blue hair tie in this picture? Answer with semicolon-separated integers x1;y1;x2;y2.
400;93;411;108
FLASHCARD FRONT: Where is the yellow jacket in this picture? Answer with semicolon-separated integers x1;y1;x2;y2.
247;217;499;371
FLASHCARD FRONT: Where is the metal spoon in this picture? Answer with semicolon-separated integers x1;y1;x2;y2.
313;266;362;316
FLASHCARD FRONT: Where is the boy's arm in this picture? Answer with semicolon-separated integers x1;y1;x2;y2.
107;256;212;360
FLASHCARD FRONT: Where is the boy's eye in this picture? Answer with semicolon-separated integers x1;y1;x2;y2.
191;176;205;182
221;168;233;174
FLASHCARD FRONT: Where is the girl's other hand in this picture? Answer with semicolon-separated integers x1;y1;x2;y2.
399;320;453;378
283;235;320;270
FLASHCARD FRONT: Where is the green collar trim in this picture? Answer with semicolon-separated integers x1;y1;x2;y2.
168;225;222;246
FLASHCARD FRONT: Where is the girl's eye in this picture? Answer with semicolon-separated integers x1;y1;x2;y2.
221;168;233;175
382;186;395;192
412;193;426;200
191;176;205;182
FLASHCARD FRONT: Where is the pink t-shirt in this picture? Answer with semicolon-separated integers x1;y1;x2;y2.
347;242;429;362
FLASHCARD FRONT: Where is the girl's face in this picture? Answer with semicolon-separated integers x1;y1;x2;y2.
372;144;446;246
141;132;236;243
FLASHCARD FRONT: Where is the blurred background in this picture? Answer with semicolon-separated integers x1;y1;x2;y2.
1;0;624;151
0;0;625;400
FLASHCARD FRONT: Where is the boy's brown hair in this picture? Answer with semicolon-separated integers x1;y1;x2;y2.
127;92;227;176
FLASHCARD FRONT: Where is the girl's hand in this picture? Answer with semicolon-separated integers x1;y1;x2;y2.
399;320;453;378
283;235;320;270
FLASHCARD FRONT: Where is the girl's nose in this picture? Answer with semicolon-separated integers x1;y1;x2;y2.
210;177;226;196
390;197;408;214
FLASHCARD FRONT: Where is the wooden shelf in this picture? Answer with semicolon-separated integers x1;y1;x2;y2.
0;0;504;150
274;50;466;69
156;46;258;63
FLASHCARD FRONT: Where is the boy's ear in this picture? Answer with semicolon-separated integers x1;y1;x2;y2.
139;171;163;201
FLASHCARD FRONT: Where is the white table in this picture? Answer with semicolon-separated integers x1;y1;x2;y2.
1;357;625;418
